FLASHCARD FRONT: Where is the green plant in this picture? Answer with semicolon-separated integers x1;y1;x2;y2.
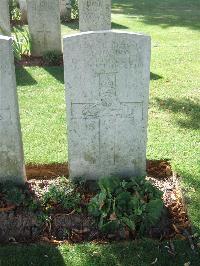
0;181;41;211
12;28;31;60
9;0;21;22
41;177;81;212
71;0;79;20
0;181;25;206
88;176;164;235
43;51;62;66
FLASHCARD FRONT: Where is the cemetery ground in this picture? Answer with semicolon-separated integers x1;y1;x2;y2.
0;0;200;265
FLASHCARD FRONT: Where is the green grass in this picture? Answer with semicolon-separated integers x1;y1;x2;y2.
0;240;200;266
3;0;200;265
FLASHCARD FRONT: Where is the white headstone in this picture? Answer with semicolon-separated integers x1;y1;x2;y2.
0;0;11;36
60;0;71;21
63;30;151;180
19;0;28;23
79;0;111;32
27;0;61;56
0;35;25;184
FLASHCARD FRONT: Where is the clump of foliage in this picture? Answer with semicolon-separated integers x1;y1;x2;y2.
9;0;21;22
0;181;40;211
43;50;62;66
12;28;32;60
88;176;164;235
71;0;79;20
41;177;81;212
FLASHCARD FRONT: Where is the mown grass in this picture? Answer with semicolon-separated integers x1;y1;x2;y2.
3;0;200;265
0;240;200;266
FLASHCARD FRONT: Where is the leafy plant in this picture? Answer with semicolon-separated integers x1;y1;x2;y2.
43;50;62;66
71;0;79;20
9;0;21;22
12;28;31;60
88;176;164;235
41;177;81;212
0;181;41;211
0;181;25;206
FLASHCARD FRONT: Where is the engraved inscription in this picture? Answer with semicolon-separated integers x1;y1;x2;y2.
71;73;143;119
36;24;52;49
71;73;143;166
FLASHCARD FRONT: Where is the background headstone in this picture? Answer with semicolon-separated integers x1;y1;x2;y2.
27;0;61;56
63;31;151;180
79;0;111;32
0;35;25;184
0;0;11;36
60;0;71;21
19;0;28;24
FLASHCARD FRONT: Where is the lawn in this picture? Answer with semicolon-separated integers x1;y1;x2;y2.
1;0;200;265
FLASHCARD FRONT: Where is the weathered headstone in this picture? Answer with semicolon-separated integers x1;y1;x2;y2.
79;0;111;32
27;0;61;56
63;30;151;180
19;0;28;24
60;0;71;21
0;0;11;36
0;35;25;184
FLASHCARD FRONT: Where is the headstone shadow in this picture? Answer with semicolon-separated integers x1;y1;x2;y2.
43;67;64;84
150;72;163;80
16;67;38;86
0;244;66;265
111;22;128;29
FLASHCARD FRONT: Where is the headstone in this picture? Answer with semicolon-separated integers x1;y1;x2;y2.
19;0;28;24
63;30;151;180
60;0;71;21
0;0;11;36
79;0;111;32
27;0;61;56
0;35;25;184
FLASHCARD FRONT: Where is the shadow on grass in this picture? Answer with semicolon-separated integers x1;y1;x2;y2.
155;97;200;130
62;20;79;31
0;240;200;266
112;0;200;31
43;67;64;84
150;72;163;80
0;244;66;266
111;22;128;29
16;67;37;86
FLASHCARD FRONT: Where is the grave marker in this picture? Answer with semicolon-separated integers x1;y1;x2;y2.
60;0;71;21
19;0;28;23
0;35;25;183
63;30;151;180
27;0;61;56
0;0;11;36
79;0;111;32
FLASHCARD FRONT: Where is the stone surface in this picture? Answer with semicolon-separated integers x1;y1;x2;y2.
60;0;71;21
27;0;61;56
63;30;151;180
0;35;25;183
79;0;111;32
0;0;11;36
19;0;28;23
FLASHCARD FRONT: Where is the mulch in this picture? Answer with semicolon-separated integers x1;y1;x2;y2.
15;55;63;67
0;160;192;245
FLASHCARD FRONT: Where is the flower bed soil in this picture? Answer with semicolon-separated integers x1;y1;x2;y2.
0;160;191;244
15;55;63;67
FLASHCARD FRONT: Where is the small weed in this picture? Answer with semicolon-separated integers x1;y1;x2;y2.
41;177;81;212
